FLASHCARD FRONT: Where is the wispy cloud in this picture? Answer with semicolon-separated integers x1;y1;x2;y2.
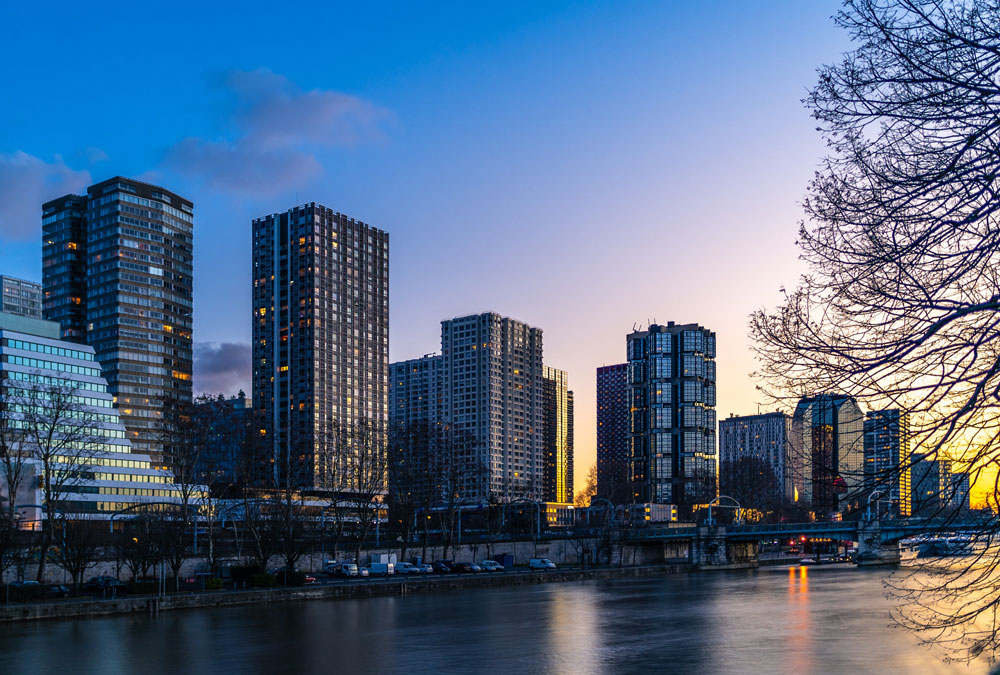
0;152;91;240
164;68;389;195
193;341;251;396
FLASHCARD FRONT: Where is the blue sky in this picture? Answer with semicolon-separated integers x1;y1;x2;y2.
0;1;848;492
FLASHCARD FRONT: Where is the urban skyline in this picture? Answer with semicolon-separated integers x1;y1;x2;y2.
0;2;858;500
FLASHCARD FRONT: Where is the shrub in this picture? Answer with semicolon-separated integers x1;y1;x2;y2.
231;565;263;584
248;573;276;588
205;577;224;591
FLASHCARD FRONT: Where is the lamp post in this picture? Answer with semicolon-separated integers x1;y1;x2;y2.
705;496;742;527
865;490;884;522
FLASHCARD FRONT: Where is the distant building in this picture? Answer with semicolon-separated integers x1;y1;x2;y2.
596;363;630;503
193;392;252;489
627;322;717;512
252;203;389;493
863;409;911;516
389;354;443;429
440;312;544;501
791;394;864;516
912;454;970;515
719;412;794;502
0;276;42;319
0;313;193;522
542;366;573;504
946;470;971;511
42;177;194;466
390;312;547;503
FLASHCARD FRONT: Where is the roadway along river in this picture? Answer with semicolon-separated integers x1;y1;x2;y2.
0;565;991;674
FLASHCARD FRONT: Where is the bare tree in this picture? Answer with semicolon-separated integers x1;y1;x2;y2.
7;379;104;581
575;463;598;507
749;0;1000;661
51;517;105;593
117;513;163;582
386;420;434;561
719;457;782;521
328;419;388;563
431;425;484;561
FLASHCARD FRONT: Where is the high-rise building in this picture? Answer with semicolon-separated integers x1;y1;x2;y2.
719;411;794;502
0;312;192;522
440;313;544;501
542;366;573;504
389;354;443;429
946;470;971;511
389;313;548;503
863;409;911;516
42;177;194;465
0;276;43;319
596;363;630;502
252;203;389;492
911;454;970;515
627;322;717;511
791;394;864;516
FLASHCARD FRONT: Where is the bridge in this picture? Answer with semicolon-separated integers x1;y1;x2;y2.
614;518;987;568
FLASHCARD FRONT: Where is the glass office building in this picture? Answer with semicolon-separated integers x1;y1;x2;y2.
42;177;194;466
791;394;864;516
542;366;574;505
0;313;193;522
863;409;911;516
627;322;717;511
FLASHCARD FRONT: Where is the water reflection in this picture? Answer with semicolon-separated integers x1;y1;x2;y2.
0;568;989;675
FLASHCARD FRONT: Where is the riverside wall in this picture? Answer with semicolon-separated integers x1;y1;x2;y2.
0;563;691;624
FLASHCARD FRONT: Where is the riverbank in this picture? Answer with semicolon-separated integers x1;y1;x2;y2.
0;563;691;624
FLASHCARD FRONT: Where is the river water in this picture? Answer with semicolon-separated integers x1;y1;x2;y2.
0;565;990;675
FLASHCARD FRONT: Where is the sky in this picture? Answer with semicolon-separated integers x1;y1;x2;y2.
0;1;851;497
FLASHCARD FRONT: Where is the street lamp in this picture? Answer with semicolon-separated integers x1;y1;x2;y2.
865;490;884;522
705;495;742;527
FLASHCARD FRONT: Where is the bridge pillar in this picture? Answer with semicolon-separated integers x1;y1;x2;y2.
690;526;727;568
856;521;900;566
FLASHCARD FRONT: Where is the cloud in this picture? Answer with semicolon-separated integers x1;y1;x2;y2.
0;152;91;240
193;341;251;396
164;68;389;195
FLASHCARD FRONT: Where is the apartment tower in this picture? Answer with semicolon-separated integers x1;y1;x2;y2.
252;203;389;492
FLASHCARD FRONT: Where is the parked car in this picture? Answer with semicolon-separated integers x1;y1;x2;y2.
46;584;71;598
480;560;505;572
395;562;418;575
331;563;359;578
85;576;124;590
10;580;41;588
529;558;557;571
358;566;370;578
450;562;474;573
418;564;434;574
467;563;483;573
431;560;453;574
366;562;394;577
303;575;317;585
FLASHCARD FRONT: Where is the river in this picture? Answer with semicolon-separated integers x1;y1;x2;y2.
0;565;990;675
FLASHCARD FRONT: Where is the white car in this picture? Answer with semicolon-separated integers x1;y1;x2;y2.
529;558;557;570
395;562;418;575
480;560;505;572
